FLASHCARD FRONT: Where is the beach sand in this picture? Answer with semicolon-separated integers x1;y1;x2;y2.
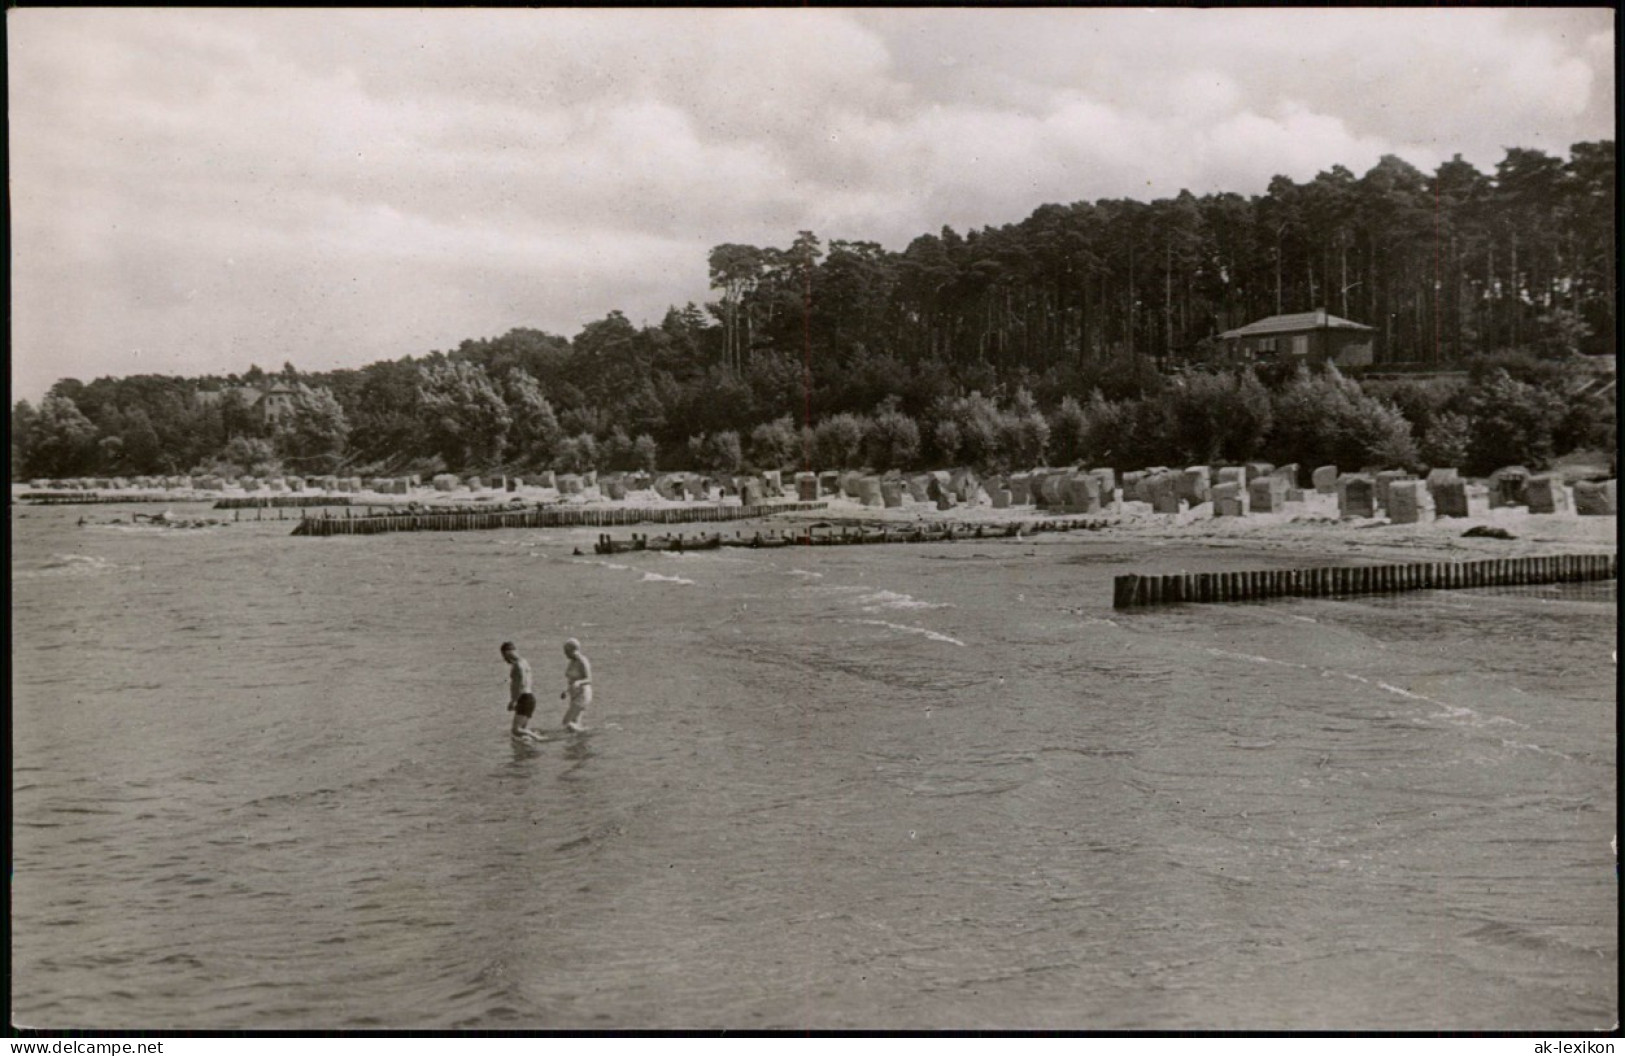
13;479;1615;564
553;484;1616;564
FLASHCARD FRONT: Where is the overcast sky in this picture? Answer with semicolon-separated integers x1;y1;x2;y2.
8;8;1614;403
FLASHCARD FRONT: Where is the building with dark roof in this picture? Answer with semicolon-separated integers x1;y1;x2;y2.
1218;309;1374;369
192;383;299;425
256;385;297;424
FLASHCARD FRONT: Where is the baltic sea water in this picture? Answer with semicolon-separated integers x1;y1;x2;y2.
10;503;1617;1029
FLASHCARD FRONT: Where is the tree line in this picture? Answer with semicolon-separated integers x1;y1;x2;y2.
12;143;1614;483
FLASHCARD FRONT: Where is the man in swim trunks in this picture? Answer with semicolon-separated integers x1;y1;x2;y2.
501;641;538;739
560;638;592;732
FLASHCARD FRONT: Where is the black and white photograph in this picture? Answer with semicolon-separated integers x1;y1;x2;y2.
9;7;1617;1036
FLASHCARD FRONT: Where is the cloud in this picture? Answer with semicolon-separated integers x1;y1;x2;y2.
7;8;1614;401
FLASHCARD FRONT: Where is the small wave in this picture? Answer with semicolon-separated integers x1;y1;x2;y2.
1463;919;1597;956
656;551;756;566
845;619;965;647
1206;647;1299;668
1371;679;1476;718
1207;647;1530;730
104;523;218;535
154;952;206;968
785;569;822;579
1348;673;1523;727
14;554;129;580
1497;738;1574;761
640;572;694;585
858;590;950;612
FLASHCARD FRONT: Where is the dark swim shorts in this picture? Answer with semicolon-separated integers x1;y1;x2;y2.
514;693;537;717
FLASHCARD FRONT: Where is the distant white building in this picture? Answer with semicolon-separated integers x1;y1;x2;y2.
256;385;297;424
194;383;298;426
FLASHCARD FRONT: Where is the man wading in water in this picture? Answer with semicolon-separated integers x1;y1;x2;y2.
560;638;592;732
501;641;540;740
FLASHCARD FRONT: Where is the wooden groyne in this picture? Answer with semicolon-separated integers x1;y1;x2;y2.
18;492;184;505
215;495;353;509
290;501;829;537
593;516;1114;553
595;532;727;553
595;526;1001;553
1113;553;1617;608
790;515;1110;534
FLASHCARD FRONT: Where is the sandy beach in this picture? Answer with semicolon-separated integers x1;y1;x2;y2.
762;488;1615;557
16;478;1617;564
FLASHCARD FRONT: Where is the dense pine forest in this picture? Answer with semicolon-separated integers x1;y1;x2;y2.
12;144;1616;483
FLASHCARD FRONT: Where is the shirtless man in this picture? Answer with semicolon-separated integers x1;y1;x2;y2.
559;638;593;732
501;641;540;740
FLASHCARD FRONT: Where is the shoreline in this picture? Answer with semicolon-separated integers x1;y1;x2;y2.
17;481;1615;565
705;492;1617;564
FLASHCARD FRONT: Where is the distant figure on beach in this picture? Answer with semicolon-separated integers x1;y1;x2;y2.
501;641;538;739
560;638;592;732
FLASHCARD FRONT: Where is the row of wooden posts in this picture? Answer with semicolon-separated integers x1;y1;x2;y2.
19;493;180;505
214;495;355;509
1113;553;1617;608
20;492;348;508
289;502;830;536
591;516;1120;553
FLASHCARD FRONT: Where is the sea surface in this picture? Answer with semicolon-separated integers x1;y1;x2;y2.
10;502;1617;1030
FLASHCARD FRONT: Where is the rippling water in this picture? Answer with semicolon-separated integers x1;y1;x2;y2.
10;503;1617;1030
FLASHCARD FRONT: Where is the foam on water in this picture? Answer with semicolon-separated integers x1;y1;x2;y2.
13;553;131;580
1205;645;1533;732
843;618;966;647
655;550;758;566
856;589;950;612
